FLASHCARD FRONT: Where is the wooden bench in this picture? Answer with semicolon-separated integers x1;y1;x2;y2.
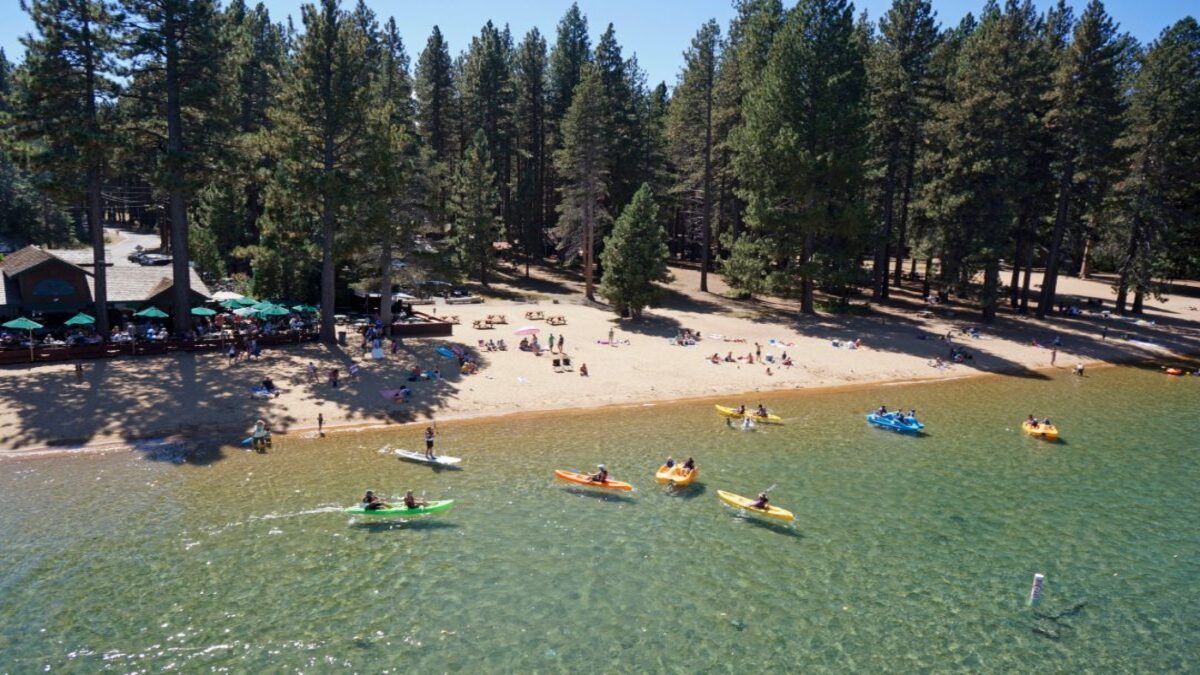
472;320;494;330
525;311;545;320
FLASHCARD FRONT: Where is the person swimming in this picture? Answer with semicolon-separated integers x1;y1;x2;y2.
750;493;769;510
742;416;754;430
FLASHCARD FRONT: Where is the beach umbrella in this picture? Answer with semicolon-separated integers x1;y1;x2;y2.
210;291;245;302
233;306;259;317
3;316;43;363
134;306;169;319
64;312;96;326
233;297;258;308
219;299;243;310
514;325;540;336
257;304;291;317
292;304;318;313
191;307;218;317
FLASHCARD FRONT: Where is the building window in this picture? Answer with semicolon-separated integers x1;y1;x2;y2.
32;278;76;296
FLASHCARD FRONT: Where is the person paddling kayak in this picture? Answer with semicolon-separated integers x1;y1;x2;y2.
403;490;428;509
362;490;389;511
590;464;609;483
750;492;770;510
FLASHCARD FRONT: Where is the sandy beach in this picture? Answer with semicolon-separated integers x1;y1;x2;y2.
2;263;1198;458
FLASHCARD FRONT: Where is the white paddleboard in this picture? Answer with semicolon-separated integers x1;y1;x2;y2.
393;448;462;466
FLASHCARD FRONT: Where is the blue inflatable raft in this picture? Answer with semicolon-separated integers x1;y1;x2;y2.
866;412;925;434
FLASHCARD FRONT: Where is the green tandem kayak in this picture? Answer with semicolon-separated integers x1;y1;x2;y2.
344;500;455;517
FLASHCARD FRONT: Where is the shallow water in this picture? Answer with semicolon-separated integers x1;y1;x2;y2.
1;366;1198;671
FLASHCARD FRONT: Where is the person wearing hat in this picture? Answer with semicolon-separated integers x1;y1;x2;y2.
362;490;389;511
589;464;609;483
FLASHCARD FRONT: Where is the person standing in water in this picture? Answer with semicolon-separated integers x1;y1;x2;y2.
424;425;436;460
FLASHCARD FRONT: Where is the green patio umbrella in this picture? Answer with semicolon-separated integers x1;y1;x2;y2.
292;304;318;313
234;297;259;308
232;306;259;317
220;299;242;310
64;312;96;326
134;306;169;319
191;307;218;317
257;304;291;317
3;316;44;363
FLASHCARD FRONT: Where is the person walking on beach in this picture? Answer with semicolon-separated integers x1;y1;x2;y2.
1051;348;1058;366
558;335;565;353
755;342;762;362
318;413;325;437
608;327;614;346
548;333;556;353
349;363;361;381
424;425;436;460
329;368;340;388
307;362;318;383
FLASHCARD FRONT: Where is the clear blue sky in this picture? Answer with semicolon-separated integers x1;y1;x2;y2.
1;0;1194;86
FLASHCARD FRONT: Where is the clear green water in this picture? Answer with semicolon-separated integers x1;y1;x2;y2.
1;366;1198;672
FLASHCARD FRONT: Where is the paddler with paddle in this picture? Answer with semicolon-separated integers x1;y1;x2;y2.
362;490;389;511
403;490;428;509
589;464;609;483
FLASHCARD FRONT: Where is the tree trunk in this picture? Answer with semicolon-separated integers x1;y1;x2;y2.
980;256;1000;324
872;161;895;300
699;57;714;293
164;10;191;337
583;192;594;301
379;227;393;333
921;258;932;298
801;232;815;314
81;6;108;337
893;137;916;287
1131;289;1144;314
1037;156;1073;318
319;130;337;343
1020;239;1035;314
1078;235;1093;278
1008;221;1024;309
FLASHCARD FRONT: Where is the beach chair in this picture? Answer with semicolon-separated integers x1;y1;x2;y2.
561;357;574;372
552;358;563;373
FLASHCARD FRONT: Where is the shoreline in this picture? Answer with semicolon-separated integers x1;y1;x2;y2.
1;353;1182;462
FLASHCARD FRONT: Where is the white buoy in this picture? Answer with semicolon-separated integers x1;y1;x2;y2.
1028;573;1045;606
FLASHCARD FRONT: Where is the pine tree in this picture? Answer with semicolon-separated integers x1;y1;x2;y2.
512;28;548;276
554;63;609;301
667;21;720;292
459;21;514;239
1112;18;1200;313
451;130;501;286
1036;0;1128;316
865;0;939;299
121;0;226;334
16;0;121;334
593;24;642;219
415;26;458;228
546;3;590;235
267;0;371;341
733;0;868;313
599;183;671;318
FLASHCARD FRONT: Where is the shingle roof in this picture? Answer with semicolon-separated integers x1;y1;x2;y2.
43;249;104;267
0;246;62;276
89;267;212;303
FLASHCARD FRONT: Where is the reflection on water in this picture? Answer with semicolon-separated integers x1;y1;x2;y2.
1;365;1198;671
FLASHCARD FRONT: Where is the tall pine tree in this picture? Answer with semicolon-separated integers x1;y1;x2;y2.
554;63;609;301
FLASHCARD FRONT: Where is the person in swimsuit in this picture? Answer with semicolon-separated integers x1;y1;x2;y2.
750;493;769;510
1027;414;1038;428
590;464;609;483
403;490;427;509
681;457;695;474
424;426;436;460
664;456;675;469
362;490;388;511
735;405;746;415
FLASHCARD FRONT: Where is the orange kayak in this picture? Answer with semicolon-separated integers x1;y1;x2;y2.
554;469;633;491
655;464;698;487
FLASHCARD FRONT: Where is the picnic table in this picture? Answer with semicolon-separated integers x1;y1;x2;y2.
546;315;567;326
485;314;507;325
472;320;494;330
525;310;545;320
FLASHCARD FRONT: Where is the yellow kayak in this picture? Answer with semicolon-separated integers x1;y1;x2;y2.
714;404;782;424
1022;421;1059;440
655;464;698;487
717;490;794;522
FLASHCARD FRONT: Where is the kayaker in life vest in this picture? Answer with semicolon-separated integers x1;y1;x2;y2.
362;490;389;511
590;464;609;483
664;456;675;469
403;490;428;509
756;404;768;417
750;493;769;510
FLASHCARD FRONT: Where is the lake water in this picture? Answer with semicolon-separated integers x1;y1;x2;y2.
1;365;1197;672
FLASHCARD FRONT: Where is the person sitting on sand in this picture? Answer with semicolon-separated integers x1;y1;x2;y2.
403;490;428;509
724;351;735;362
590;464;609;483
664;456;675;469
782;357;794;367
750;493;770;510
362;490;389;511
261;377;279;396
579;363;589;377
710;353;720;364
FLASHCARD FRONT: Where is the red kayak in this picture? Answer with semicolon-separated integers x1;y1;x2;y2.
554;469;633;492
